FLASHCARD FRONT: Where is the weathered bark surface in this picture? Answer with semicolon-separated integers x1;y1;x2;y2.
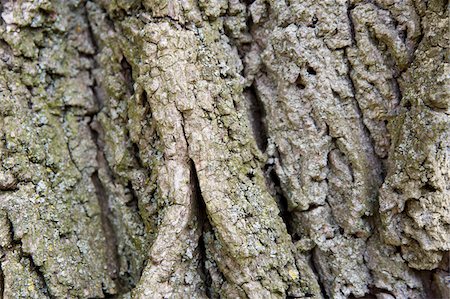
0;0;448;298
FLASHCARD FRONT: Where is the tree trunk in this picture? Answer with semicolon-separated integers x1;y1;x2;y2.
0;0;448;298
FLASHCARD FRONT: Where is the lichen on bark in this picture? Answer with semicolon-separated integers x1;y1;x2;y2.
0;0;448;298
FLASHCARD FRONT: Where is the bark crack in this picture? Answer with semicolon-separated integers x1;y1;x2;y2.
189;159;213;299
89;118;127;295
265;166;295;238
84;4;127;294
24;250;53;299
120;57;134;97
309;250;329;299
245;85;268;152
4;214;53;298
90;170;121;288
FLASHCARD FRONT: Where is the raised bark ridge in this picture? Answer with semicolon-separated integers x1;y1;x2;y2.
0;0;448;298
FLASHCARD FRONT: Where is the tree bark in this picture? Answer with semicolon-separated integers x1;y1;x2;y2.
0;0;448;298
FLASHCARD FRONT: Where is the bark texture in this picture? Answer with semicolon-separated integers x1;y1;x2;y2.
0;0;448;298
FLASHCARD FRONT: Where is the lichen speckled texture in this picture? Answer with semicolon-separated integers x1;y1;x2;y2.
0;0;147;297
0;0;448;298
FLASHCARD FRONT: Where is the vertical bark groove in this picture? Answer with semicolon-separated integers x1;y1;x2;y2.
22;250;52;299
91;170;121;290
0;0;448;298
245;85;268;152
2;214;53;298
189;159;212;299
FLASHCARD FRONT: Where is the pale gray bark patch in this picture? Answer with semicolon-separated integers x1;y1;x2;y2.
378;0;449;270
245;0;448;298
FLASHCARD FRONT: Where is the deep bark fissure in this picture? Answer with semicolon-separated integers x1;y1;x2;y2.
263;138;302;230
349;286;396;299
4;215;16;248
129;132;145;170
418;265;447;299
120;57;134;96
84;8;131;292
310;250;330;299
84;2;99;52
88;6;153;293
91;170;121;283
4;215;53;298
127;89;148;168
24;250;53;299
86;58;125;297
124;182;139;210
245;85;268;152
347;5;357;45
189;159;213;298
88;102;129;296
267;168;295;237
0;181;17;192
247;73;302;240
89;118;125;293
343;59;380;167
128;89;154;171
346;4;384;165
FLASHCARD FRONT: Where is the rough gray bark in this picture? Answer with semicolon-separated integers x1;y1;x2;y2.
0;0;448;298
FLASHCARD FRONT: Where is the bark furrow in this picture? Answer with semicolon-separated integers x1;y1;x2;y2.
0;0;448;298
